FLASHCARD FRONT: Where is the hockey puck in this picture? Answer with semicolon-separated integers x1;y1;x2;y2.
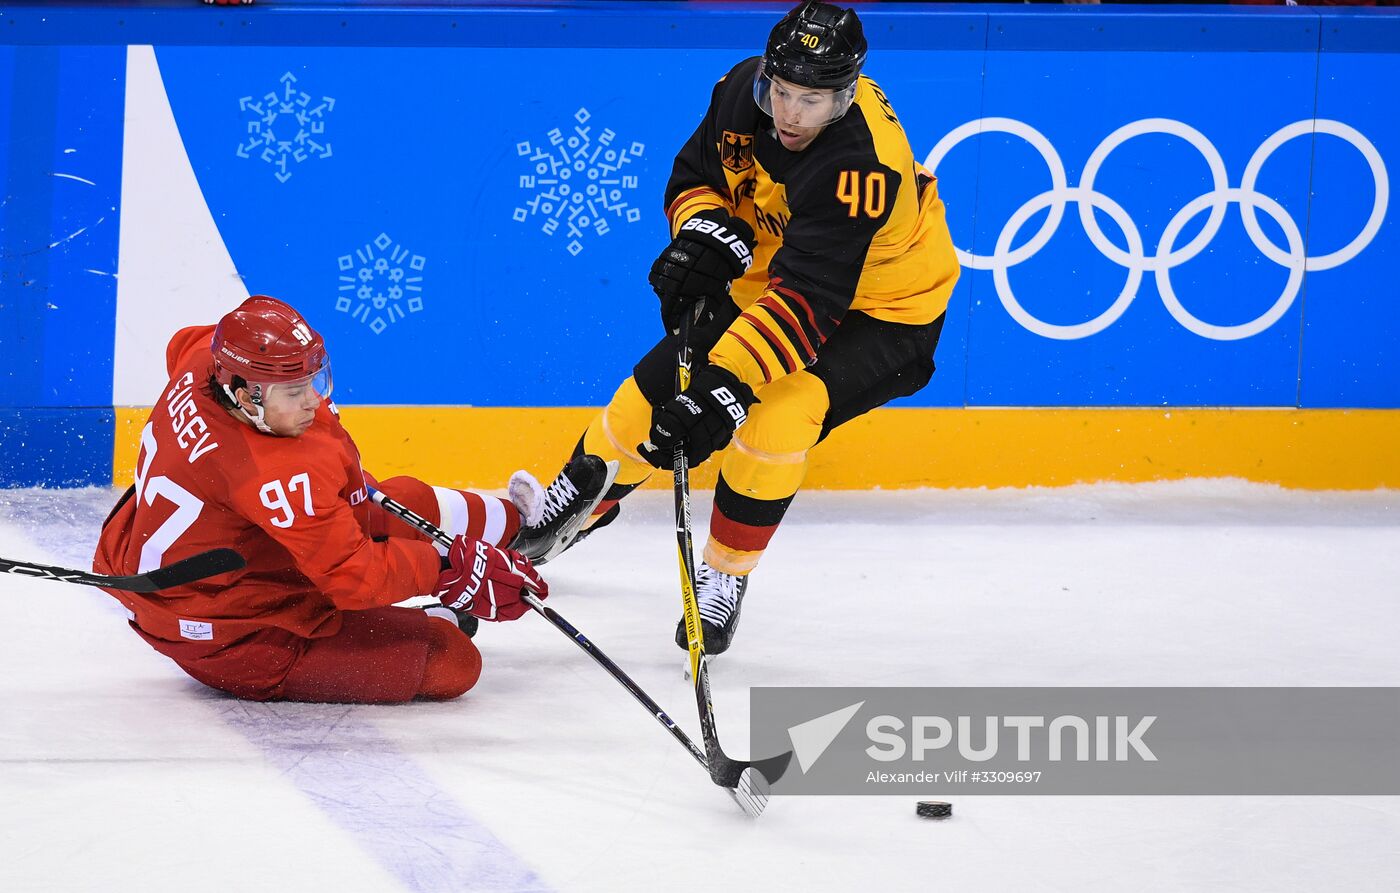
916;800;952;819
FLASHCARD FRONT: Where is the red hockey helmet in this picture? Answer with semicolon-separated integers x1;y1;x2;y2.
212;296;332;402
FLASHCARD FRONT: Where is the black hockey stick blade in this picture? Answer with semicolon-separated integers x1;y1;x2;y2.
0;548;245;593
715;746;792;789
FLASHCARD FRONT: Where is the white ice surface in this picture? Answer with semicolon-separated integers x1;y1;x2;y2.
2;482;1399;892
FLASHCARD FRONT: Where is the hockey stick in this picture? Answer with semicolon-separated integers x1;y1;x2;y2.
0;548;245;593
366;486;773;816
670;311;793;807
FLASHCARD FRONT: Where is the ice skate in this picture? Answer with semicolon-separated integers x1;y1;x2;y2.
509;454;618;564
675;562;749;657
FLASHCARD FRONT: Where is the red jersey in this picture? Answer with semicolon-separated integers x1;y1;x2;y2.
94;325;516;644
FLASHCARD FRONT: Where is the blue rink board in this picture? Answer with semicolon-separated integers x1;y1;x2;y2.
0;3;1397;484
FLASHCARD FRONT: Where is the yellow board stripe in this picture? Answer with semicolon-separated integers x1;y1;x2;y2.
113;406;1400;491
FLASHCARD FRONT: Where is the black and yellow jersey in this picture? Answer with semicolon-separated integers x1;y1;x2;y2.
663;56;960;390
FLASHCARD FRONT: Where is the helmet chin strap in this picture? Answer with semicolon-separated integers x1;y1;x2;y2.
223;383;276;435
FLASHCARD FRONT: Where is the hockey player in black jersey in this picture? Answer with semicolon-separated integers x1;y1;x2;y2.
531;1;961;655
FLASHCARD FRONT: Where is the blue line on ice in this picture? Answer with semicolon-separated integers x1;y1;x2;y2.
215;701;552;893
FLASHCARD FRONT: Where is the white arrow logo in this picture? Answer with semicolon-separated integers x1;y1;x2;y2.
787;701;865;774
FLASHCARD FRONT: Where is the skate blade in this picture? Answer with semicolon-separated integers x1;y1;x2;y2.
538;460;620;563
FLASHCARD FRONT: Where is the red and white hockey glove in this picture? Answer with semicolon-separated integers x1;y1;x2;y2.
435;536;548;622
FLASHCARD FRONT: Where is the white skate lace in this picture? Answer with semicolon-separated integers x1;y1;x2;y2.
696;564;741;626
538;473;580;524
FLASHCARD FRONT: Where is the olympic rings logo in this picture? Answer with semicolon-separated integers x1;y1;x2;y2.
924;118;1389;341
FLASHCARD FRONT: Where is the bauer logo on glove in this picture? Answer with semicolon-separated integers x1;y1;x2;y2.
678;214;754;271
639;365;757;469
709;386;748;425
436;535;549;622
462;539;491;601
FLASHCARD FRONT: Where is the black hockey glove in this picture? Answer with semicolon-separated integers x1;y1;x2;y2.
638;364;756;469
648;209;756;335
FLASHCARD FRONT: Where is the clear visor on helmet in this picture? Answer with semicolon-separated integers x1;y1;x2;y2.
256;357;334;408
753;63;858;128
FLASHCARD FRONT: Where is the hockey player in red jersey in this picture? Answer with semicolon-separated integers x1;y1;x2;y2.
93;296;612;703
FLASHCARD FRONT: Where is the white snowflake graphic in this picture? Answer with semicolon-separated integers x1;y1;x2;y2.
513;107;645;256
236;72;335;183
335;233;425;335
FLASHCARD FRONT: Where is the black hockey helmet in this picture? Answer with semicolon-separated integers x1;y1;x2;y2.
762;1;867;91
